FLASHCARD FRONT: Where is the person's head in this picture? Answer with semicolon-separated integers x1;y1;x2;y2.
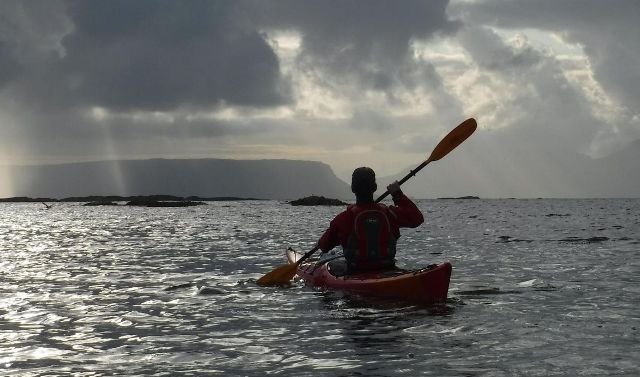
351;167;377;200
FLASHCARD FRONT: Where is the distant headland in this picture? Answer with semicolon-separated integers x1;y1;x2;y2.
2;158;352;200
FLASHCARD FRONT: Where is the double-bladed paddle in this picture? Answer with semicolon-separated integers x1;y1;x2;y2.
256;118;477;286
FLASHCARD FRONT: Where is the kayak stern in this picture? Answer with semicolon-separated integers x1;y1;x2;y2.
289;249;452;304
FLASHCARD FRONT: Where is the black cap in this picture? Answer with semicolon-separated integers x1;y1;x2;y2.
351;167;377;195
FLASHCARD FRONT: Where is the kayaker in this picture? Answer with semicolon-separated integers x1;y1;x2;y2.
317;167;424;274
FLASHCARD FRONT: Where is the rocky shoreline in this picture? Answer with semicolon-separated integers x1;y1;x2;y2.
0;195;263;208
2;195;355;207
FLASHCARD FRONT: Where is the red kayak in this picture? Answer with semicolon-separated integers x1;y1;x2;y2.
286;249;452;304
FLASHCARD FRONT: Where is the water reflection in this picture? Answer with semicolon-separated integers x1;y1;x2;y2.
310;290;458;376
1;200;639;376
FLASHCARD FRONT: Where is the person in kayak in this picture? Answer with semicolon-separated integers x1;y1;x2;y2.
317;167;424;274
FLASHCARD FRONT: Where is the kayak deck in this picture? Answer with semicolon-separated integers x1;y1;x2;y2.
286;249;452;304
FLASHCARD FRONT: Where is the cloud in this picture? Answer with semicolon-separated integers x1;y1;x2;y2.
453;0;640;153
2;0;290;112
258;0;461;116
0;1;71;61
1;0;461;115
456;0;640;107
0;0;460;124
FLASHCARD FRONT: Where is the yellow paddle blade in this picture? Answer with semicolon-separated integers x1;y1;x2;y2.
427;118;477;163
256;263;298;286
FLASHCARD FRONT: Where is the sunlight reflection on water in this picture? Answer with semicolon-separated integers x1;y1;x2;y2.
0;199;639;376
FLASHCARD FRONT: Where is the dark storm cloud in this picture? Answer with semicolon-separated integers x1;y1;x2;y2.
0;1;68;87
1;0;461;114
5;0;289;112
0;43;21;86
456;0;640;112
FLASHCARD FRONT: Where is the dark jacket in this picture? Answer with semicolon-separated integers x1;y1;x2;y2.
318;191;424;270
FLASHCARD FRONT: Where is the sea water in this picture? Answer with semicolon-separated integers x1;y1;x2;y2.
0;199;638;376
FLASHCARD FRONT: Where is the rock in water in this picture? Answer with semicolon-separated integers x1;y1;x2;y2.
289;196;347;206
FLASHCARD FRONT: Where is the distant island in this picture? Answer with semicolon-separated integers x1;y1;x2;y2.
289;195;348;206
437;196;480;200
0;195;264;208
124;199;206;207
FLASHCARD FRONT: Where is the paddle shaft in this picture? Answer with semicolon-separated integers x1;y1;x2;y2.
296;245;320;266
375;118;477;203
375;160;431;203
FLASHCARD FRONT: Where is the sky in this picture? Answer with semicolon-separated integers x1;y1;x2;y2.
1;0;639;197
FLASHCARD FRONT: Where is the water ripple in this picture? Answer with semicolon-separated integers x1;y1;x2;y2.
1;200;639;376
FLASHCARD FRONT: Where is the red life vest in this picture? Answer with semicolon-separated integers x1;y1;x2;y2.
344;205;398;271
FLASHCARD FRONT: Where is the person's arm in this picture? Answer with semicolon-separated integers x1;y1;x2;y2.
317;215;343;252
387;181;424;228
